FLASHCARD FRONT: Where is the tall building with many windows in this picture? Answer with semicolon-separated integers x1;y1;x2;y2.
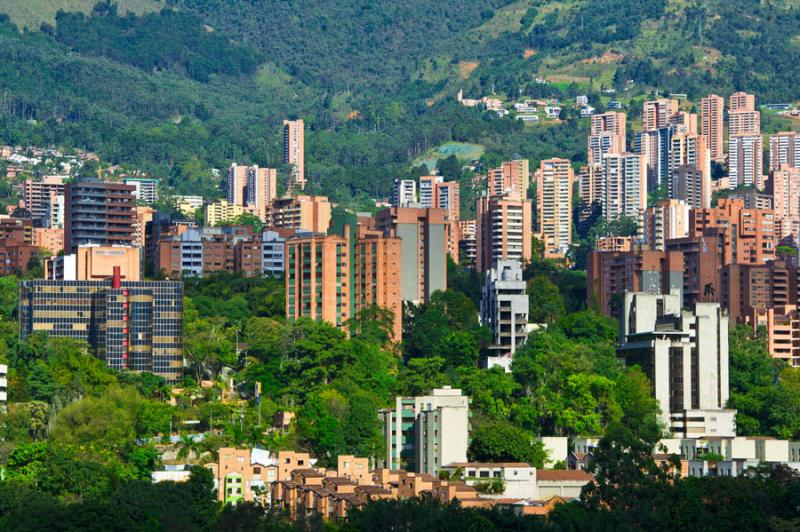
643;199;690;251
488;160;530;200
769;132;800;171
700;94;724;162
379;387;469;475
535;158;574;259
283;119;305;192
64;179;136;253
690;198;775;265
642;98;678;130
588;112;626;165
19;272;183;382
669;131;710;184
285;233;350;329
601;152;647;225
618;291;735;437
353;227;403;341
729;133;764;189
475;196;532;272
670;164;711;208
374;207;448;303
480;260;529;365
265;195;331;233
729;91;756;112
769;166;800;243
226;164;277;221
391;179;417;206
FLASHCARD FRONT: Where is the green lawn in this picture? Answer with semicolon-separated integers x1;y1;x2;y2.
413;141;485;171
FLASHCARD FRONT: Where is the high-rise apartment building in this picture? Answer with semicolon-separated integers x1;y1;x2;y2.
587;248;686;315
578;165;602;206
642;98;678;130
283;119;305;192
374;207;448;303
634;127;672;188
618;292;735;437
354;227;403;341
669;111;698;134
728;134;764;189
769;166;800;243
419;175;443;208
690;199;776;265
728;110;761;136
285;233;350;328
226;164;277;220
480;260;529;362
700;94;724;162
379;387;469;475
475;196;532;272
458;219;477;267
588;112;626;165
22;175;66;221
601;152;647;225
19;272;184;382
669;131;710;184
729;91;756;112
489;160;530;200
418;176;460;261
723;260;797;325
670;164;711;208
769;132;800;171
535;158;574;259
64;179;136;253
265;195;331;234
124;178;159;205
643;199;690;251
391;179;417;206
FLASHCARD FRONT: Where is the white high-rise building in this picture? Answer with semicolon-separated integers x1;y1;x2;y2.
618;291;736;438
729;134;764;189
601;153;647;226
390;179;417;207
480;260;529;370
769;132;800;171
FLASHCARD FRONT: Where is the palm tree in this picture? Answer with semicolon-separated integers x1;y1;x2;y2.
176;433;199;462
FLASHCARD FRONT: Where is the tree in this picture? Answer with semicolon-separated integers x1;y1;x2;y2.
468;419;547;467
527;275;565;323
183;317;236;382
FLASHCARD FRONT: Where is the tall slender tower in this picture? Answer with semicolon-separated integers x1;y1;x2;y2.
700;95;724;162
283;119;305;193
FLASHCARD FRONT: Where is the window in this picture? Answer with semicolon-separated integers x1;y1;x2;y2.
253;467;261;474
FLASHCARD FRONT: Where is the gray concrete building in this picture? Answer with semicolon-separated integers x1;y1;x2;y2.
379;387;469;475
618;291;736;437
480;260;529;369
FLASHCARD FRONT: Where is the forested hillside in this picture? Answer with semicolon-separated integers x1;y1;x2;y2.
1;0;800;205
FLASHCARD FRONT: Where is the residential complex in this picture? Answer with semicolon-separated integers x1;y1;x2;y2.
700;94;724;162
379;387;469;475
374;207;447;303
535;158;573;259
124;177;159;204
284;119;305;192
476;195;532;272
480;260;529;367
285;233;351;328
63;178;136;252
226;163;277;220
265;195;331;234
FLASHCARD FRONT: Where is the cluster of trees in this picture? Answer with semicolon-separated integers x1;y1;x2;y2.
50;3;261;82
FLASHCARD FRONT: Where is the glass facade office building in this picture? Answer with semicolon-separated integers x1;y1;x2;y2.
19;279;183;382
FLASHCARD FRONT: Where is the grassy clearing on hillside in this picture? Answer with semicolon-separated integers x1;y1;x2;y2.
413;142;485;171
1;0;164;30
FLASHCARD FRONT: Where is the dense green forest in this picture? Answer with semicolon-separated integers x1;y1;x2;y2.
1;1;800;209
